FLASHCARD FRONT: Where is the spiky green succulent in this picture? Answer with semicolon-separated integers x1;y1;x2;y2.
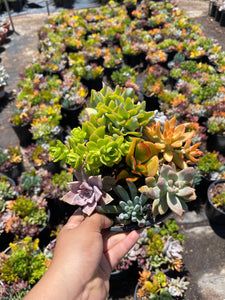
139;164;196;216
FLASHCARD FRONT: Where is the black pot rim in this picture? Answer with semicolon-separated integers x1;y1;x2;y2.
108;209;171;232
207;179;225;215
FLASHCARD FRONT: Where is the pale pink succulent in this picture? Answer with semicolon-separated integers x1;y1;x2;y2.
61;169;114;215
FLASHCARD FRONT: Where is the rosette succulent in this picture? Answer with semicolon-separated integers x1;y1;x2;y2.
139;164;196;216
61;168;114;215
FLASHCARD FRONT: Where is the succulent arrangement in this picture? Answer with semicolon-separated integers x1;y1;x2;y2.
50;86;200;227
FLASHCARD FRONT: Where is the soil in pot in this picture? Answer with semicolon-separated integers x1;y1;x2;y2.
206;180;225;227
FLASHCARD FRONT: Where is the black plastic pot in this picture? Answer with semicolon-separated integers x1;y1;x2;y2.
125;4;136;19
11;123;33;148
194;176;212;205
109;209;171;232
208;1;217;17
206;180;225;226
123;53;142;68
143;93;160;112
220;10;225;26
104;63;123;79
81;76;103;95
33;160;61;175
206;134;225;155
61;105;83;129
0;231;14;252
109;262;139;298
215;7;222;22
2;161;23;184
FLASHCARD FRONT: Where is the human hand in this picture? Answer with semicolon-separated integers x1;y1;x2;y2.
25;212;140;300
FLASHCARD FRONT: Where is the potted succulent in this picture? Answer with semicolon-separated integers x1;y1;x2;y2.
29;104;62;144
0;237;49;298
79;63;104;93
0;66;9;100
60;81;88;129
206;179;225;226
50;86;201;230
123;0;137;18
41;170;74;225
8;101;36;147
24;143;61;174
103;46;123;78
0;174;17;202
5;195;49;238
134;219;185;274
111;65;138;88
206;115;225;155
17;168;49;197
195;151;225;203
0;146;23;183
134;269;189;299
142;64;169;111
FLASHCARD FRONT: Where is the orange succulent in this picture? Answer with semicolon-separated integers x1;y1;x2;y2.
144;117;202;169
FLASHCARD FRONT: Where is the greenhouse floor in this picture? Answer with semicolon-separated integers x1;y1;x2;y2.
0;0;225;299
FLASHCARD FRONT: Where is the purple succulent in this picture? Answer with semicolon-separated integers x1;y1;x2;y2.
61;169;114;215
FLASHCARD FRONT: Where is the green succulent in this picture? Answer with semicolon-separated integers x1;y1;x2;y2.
198;151;223;176
0;237;48;285
0;176;17;201
50;86;154;174
97;181;151;227
18;169;42;195
139;164;196;216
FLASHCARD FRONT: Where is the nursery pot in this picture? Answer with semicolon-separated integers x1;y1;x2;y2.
81;76;103;95
220;10;225;26
61;105;83;129
194;176;212;205
0;86;5;100
206;134;225;155
143;93;160;112
123;53;142;68
11;123;33;148
2;161;23;184
109;209;171;232
109;262;139;298
206;180;225;226
104;63;123;79
208;1;217;17
215;7;222;22
33;160;61;175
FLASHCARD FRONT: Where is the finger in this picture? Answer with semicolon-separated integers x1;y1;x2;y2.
82;212;113;232
105;230;140;270
102;231;130;252
61;213;85;231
